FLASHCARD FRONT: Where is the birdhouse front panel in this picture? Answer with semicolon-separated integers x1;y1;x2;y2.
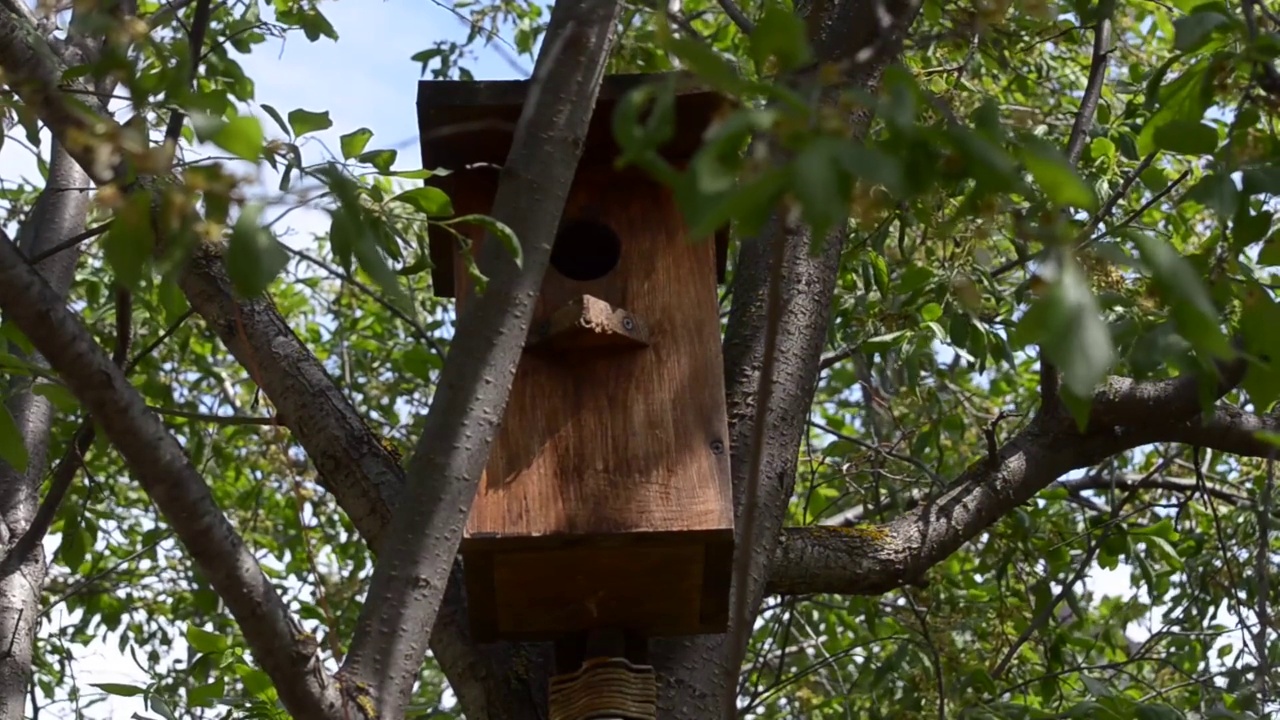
454;165;733;540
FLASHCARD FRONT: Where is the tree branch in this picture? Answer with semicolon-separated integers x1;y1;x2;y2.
717;0;755;33
1040;0;1114;414
765;367;1270;598
0;236;346;719
335;1;622;715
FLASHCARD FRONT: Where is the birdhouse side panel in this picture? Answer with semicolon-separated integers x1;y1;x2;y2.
466;167;734;541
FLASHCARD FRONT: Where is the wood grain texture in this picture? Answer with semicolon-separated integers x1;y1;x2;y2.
441;164;733;641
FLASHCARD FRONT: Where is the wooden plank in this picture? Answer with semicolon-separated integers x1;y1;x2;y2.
463;164;733;540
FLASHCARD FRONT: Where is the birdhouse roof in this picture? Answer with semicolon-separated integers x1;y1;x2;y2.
416;72;731;297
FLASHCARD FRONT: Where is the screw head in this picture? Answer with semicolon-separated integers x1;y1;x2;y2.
710;439;725;455
622;316;635;332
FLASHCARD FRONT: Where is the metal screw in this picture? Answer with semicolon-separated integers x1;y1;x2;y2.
710;440;725;455
622;316;635;332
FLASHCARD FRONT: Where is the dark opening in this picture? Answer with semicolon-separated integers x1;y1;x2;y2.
550;219;622;282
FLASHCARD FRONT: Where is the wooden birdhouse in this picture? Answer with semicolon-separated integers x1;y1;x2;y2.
417;73;734;643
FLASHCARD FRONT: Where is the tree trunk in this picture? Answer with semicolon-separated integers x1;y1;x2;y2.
0;143;92;718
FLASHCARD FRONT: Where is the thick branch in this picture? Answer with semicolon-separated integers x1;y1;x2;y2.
335;1;622;714
766;371;1270;598
653;2;925;717
0;239;345;718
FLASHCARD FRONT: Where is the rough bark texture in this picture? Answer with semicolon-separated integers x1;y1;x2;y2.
0;144;92;719
650;2;924;716
336;2;622;714
0;239;347;719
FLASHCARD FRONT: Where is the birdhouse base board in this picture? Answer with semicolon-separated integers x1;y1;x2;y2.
461;530;732;643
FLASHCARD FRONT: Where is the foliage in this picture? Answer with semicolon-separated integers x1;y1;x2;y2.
2;0;1280;717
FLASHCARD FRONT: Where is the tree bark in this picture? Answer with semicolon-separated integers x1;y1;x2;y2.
336;1;622;714
0;144;92;719
0;238;347;719
649;1;925;715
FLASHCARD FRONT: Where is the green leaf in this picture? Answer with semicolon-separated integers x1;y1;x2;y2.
157;277;190;325
1089;136;1116;162
188;678;226;707
791;136;852;240
1185;173;1239;218
0;404;28;474
1143;535;1185;569
399;345;440;382
665;35;746;95
149;694;177;720
358;149;397;173
186;624;229;654
1137;61;1214;156
1261;236;1280;266
1023;140;1098;210
226;204;290;298
921;302;943;322
60;526;87;571
340;127;373;160
391;187;454;217
1018;252;1114;398
748;0;812;73
206;115;263;161
1173;10;1231;51
102;191;156;290
1131;232;1233;359
1241;166;1280;196
92;683;146;697
1240;290;1280;409
287;108;332;137
31;382;78;413
259;104;290;137
1153;119;1218;155
447;214;521;268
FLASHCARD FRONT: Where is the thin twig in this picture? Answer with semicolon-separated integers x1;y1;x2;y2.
161;0;213;144
26;222;112;264
149;407;281;425
716;0;754;33
990;453;1176;679
1255;453;1274;706
284;244;442;356
906;592;947;720
41;531;174;615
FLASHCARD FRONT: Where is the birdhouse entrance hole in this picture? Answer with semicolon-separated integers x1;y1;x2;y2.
551;219;622;282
